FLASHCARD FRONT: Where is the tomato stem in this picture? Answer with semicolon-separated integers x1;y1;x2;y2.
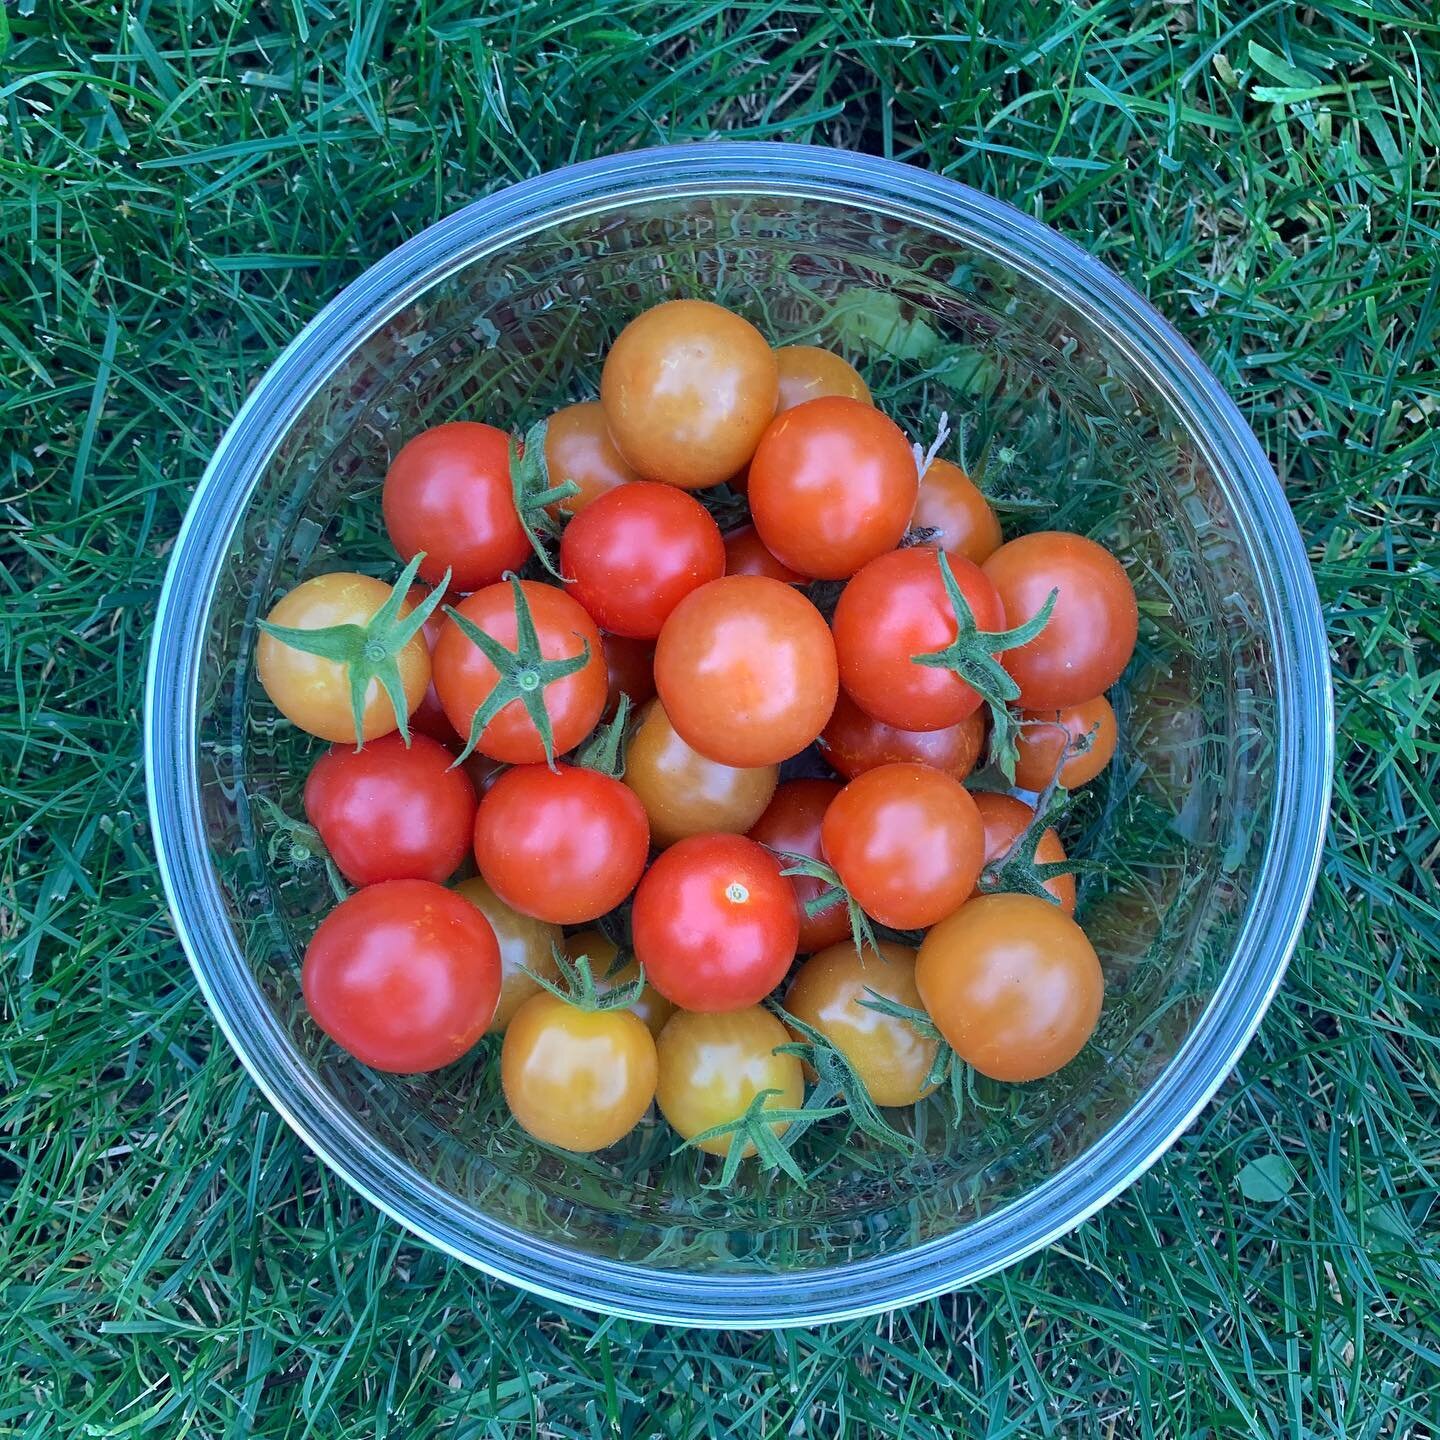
526;944;647;1013
509;421;581;580
774;850;878;959
573;692;632;779
978;737;1092;904
673;1086;839;1189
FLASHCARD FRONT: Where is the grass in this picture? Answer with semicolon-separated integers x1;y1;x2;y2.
2;0;1437;1433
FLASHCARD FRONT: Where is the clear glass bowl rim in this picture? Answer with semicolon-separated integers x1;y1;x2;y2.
145;141;1333;1328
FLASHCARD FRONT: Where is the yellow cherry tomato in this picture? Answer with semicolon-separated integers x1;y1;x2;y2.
773;344;871;412
563;929;675;1037
453;877;561;1034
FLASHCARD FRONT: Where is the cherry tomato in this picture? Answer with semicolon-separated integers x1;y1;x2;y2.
773;344;871;412
654;575;838;768
911;459;1002;564
502;992;657;1152
982;532;1138;708
600;300;778;490
722;524;802;584
632;833;798;1012
832;546;1006;732
1013;695;1118;792
302;880;500;1072
968;790;1076;914
820;691;985;783
785;941;937;1106
564;930;676;1037
303;732;476;887
405;585;460;743
821;763;984;930
915;894;1102;1082
747;779;848;953
257;574;430;744
623;698;777;848
748;397;917;579
433;580;607;764
542;400;642;518
560;482;725;639
655;1007;803;1158
600;631;656;720
453;876;562;1033
383;422;529;591
474;763;649;924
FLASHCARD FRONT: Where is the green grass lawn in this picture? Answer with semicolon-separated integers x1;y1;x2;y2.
4;1;1438;1433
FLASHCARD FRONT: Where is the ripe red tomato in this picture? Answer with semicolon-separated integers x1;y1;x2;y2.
968;790;1076;913
302;880;500;1072
632;833;799;1012
432;580;607;764
600;300;778;490
560;482;725;639
773;345;871;412
1013;695;1118;791
747;778;849;953
832;547;1006;732
542;400;642;518
722;524;802;584
653;575;838;768
820;691;985;783
599;631;656;720
302;733;476;887
915;894;1102;1082
821;762;984;930
982;532;1138;708
404;585;460;743
474;762;649;924
383;422;529;591
748;397;917;579
912;459;1001;564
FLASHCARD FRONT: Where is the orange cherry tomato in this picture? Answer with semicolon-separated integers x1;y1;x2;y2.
911;459;1002;564
542;400;642;518
747;778;849;953
453;876;562;1034
723;524;803;584
563;930;676;1038
820;691;985;783
1013;695;1118;791
968;790;1075;914
773;344;871;412
915;894;1103;1082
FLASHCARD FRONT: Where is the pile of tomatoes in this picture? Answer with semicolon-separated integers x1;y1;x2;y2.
256;297;1136;1162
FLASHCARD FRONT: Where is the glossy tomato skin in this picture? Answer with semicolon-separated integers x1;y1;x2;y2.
501;993;657;1152
257;573;431;744
600;631;656;720
747;779;849;953
383;422;529;591
773;345;871;412
303;733;476;887
1013;695;1118;791
433;580;607;764
405;585;460;743
623;699;777;848
912;459;1002;564
632;833;799;1012
820;691;985;783
600;300;778;490
474;763;649;924
915;894;1103;1082
654;575;838;768
969;790;1076;914
982;532;1138;708
560;482;725;639
453;876;561;1033
543;400;642;518
748;397;918;579
832;547;1006;732
302;880;500;1072
564;930;675;1038
785;942;938;1106
821;763;984;930
655;1007;803;1158
723;524;802;584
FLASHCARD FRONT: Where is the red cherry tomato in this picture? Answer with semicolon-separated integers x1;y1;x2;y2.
474;763;649;924
747;778;849;953
821;763;984;930
303;732;476;887
982;532;1138;708
405;585;460;743
632;833;799;1012
653;575;838;768
383;422;529;591
723;524;802;584
302;880;501;1072
432;581;607;764
1013;695;1118;791
912;459;1002;564
968;789;1076;913
820;691;985;783
599;631;656;720
832;546;1006;732
560;482;725;639
748;397;918;579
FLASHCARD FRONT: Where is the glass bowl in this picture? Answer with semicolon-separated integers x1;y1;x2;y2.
145;143;1331;1327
